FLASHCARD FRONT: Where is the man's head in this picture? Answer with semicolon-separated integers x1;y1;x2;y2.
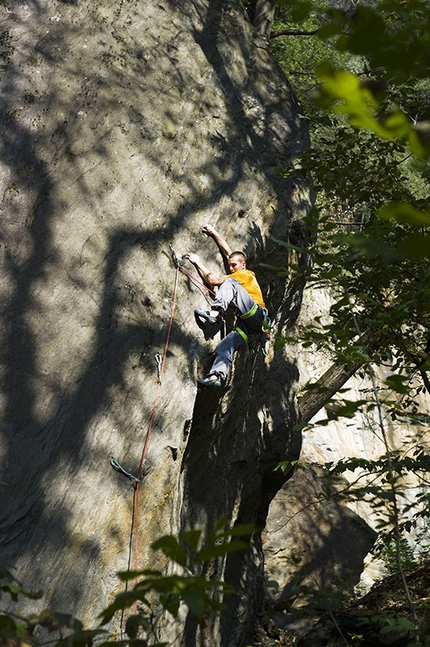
228;251;247;273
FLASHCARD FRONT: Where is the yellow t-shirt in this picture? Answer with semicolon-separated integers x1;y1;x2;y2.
229;269;265;308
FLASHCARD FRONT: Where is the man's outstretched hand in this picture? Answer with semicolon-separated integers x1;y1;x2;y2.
202;224;215;237
184;252;201;265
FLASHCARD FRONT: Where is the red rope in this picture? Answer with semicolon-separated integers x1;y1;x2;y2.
178;265;216;297
133;266;180;603
131;263;215;610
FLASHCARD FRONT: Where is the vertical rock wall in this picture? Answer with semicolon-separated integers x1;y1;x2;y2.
0;0;311;644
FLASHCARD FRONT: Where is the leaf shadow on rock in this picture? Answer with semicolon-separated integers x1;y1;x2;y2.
0;0;311;634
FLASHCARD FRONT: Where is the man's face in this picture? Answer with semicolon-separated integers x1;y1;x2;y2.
228;256;246;273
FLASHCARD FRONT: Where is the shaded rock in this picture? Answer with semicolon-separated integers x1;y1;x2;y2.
264;466;377;615
0;0;311;645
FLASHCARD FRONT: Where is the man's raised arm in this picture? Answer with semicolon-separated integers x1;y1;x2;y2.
202;224;232;261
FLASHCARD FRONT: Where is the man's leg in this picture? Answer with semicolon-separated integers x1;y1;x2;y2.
197;330;245;387
209;330;246;379
194;278;256;339
211;278;256;315
196;279;265;387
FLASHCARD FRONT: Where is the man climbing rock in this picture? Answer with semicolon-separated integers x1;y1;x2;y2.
185;224;269;388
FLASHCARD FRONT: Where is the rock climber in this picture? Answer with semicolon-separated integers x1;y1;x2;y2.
185;224;269;388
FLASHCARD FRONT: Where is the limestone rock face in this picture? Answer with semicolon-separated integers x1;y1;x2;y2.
263;466;377;614
0;0;311;645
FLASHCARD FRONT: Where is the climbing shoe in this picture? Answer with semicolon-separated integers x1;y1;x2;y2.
194;309;223;340
197;374;223;388
194;309;219;325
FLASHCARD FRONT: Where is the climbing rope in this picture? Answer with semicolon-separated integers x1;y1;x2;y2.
133;264;180;598
110;245;221;615
178;264;216;298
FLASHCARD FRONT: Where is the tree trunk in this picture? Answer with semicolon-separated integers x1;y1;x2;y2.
253;0;276;40
299;332;379;424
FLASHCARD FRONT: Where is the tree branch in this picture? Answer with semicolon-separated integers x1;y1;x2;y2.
270;28;319;38
420;370;430;396
298;331;378;424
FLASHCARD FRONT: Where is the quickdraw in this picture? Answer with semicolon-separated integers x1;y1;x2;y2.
169;242;184;268
110;457;140;486
155;353;162;384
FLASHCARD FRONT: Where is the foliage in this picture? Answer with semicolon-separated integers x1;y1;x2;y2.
268;0;430;643
0;564;107;647
271;0;430;442
0;519;252;647
270;0;362;119
379;537;416;574
100;517;252;628
274;459;307;476
271;2;430;383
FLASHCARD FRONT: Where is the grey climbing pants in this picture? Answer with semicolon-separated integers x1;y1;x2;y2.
208;278;264;380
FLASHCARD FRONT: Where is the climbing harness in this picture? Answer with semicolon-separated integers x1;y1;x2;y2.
236;306;272;356
238;303;259;320
235;326;249;344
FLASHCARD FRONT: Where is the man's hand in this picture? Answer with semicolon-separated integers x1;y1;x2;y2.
201;224;232;259
184;251;226;286
184;252;201;266
202;224;215;237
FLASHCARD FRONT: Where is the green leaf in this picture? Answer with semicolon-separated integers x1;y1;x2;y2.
333;232;402;262
380;616;416;633
125;614;148;639
214;524;254;540
54;628;108;647
316;64;411;140
398;233;430;259
379;202;430;227
117;569;148;582
99;590;151;624
211;516;230;534
290;1;313;22
274;460;306;475
151;536;187;567
0;614;17;637
317;23;342;39
270;236;311;254
383;374;410;394
195;541;247;563
180;590;206;619
179;530;202;551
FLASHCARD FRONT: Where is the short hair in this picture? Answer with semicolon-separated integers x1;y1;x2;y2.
228;251;247;263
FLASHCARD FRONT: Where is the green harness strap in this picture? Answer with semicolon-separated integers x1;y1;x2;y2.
237;305;271;348
238;303;259;320
235;327;249;344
